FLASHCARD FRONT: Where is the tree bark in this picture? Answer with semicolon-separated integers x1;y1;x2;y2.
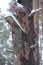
17;0;37;65
33;0;39;65
12;0;39;65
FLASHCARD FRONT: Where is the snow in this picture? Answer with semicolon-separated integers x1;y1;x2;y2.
0;0;11;12
0;44;3;48
28;8;41;16
17;2;24;8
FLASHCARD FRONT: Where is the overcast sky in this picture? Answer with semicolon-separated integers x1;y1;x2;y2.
0;0;12;12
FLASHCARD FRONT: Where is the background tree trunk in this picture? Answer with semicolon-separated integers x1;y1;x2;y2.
33;0;39;65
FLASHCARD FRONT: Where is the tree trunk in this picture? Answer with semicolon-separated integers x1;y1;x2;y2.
39;2;43;39
12;0;39;65
17;0;37;65
33;0;39;65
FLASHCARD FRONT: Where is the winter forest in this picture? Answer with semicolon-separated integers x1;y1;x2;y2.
0;0;43;65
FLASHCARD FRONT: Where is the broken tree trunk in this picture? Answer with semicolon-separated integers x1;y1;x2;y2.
16;0;37;65
9;0;39;65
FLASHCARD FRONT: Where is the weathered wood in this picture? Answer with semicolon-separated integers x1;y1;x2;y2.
5;16;18;27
